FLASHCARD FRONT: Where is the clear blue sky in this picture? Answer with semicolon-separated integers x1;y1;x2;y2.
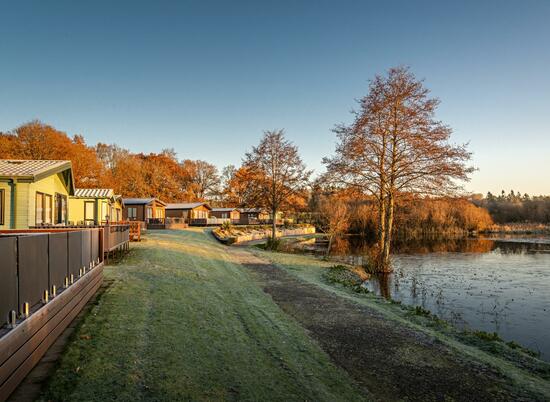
1;1;549;195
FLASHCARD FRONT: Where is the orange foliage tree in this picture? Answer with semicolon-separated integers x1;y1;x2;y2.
0;121;109;188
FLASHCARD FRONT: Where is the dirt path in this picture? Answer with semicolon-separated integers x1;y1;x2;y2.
229;247;540;402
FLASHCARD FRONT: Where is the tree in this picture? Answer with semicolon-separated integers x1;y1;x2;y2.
323;67;473;271
190;160;220;200
2;120;109;188
243;130;311;245
316;195;350;257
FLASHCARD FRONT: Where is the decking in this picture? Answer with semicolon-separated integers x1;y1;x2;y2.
0;228;105;401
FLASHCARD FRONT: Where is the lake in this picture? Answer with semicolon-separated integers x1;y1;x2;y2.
328;236;550;361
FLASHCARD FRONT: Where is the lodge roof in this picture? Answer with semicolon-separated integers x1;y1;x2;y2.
123;197;166;206
0;159;72;181
74;188;114;198
238;208;267;213
166;202;212;210
0;159;75;195
211;207;239;212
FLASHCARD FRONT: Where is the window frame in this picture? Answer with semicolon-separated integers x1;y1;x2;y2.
54;193;68;224
84;201;95;223
0;189;4;225
128;207;137;219
35;191;53;225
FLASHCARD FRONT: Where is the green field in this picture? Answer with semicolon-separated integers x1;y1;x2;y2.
40;229;365;402
40;228;550;401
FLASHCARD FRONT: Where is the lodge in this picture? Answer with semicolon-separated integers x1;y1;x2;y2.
0;160;75;229
211;207;240;224
238;207;271;225
123;197;166;228
166;202;212;225
69;188;124;225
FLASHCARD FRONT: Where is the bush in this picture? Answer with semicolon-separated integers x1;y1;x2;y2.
265;236;281;251
323;265;369;293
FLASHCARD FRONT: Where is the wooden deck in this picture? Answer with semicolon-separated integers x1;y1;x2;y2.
0;228;105;401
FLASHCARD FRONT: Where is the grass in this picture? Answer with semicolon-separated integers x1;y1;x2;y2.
249;247;550;398
40;229;365;402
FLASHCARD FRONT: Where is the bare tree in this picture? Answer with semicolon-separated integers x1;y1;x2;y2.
243;130;311;245
316;195;350;257
323;66;473;271
180;159;220;200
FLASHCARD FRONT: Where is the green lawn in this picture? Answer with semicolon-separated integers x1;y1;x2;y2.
41;229;366;402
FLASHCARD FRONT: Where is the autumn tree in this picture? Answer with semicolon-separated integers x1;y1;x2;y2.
243;130;311;244
1;120;109;188
192;160;220;200
324;67;473;271
316;195;350;256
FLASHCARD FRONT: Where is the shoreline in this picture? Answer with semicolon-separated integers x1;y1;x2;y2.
247;245;550;399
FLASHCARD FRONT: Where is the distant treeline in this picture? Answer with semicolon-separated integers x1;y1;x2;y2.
472;191;550;224
0;121;229;203
0;120;308;211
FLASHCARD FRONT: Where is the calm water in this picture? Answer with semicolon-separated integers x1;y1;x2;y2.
330;236;550;361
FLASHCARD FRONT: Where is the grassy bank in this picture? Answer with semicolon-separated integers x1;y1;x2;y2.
248;247;550;400
40;229;365;401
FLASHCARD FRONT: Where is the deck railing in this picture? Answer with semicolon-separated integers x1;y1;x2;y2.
102;224;130;252
0;228;106;400
30;224;130;256
0;228;103;329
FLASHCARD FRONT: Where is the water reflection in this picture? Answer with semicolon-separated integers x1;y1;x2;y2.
327;235;550;361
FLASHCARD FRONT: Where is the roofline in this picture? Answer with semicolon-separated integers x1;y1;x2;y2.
0;161;75;195
165;202;212;210
123;197;166;206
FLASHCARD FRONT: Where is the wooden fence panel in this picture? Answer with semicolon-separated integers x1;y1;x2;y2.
48;233;68;292
17;235;48;309
91;229;100;264
67;231;82;278
81;230;91;271
0;238;18;327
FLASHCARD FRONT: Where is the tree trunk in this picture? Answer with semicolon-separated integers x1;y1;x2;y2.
376;196;387;270
381;193;395;272
326;234;333;258
271;208;277;248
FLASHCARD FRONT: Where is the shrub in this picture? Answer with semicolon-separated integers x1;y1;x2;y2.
472;330;501;342
265;236;281;251
323;265;369;293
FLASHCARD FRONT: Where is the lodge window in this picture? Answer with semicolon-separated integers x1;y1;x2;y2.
155;209;164;219
221;212;228;219
128;207;137;219
55;193;68;224
146;207;153;219
35;192;53;225
193;210;207;219
101;202;108;222
84;201;95;222
0;189;4;225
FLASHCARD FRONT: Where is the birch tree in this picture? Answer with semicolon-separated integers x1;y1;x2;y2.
323;67;473;271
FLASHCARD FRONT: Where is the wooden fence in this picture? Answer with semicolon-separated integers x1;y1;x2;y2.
28;224;130;258
0;228;104;401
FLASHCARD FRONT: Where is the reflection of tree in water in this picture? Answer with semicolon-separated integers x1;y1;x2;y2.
392;237;495;254
330;235;550;256
374;274;392;299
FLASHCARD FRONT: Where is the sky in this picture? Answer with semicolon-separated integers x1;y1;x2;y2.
1;0;549;195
